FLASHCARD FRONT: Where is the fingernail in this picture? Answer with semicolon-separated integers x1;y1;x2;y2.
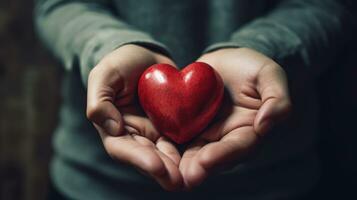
103;119;119;136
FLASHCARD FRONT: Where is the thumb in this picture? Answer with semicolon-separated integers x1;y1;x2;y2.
87;64;124;136
254;64;292;136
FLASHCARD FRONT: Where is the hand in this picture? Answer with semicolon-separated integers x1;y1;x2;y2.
86;44;183;191
179;48;292;189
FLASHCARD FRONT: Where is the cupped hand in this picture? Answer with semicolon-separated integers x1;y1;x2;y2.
86;44;183;191
179;48;292;189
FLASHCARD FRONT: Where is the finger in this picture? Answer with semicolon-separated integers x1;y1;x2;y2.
198;126;259;170
130;134;183;191
179;140;207;190
100;133;167;179
255;65;292;135
155;150;183;191
181;127;258;189
87;64;124;136
122;113;160;141
132;134;156;147
156;137;181;166
254;97;291;135
201;106;257;142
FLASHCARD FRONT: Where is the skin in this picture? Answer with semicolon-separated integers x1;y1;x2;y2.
87;45;291;191
180;48;292;189
87;44;183;191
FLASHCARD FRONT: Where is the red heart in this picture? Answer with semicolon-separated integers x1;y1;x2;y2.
138;62;224;144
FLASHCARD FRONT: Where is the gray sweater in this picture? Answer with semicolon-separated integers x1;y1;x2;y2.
35;0;351;199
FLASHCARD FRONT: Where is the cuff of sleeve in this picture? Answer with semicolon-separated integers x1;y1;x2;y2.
79;29;171;87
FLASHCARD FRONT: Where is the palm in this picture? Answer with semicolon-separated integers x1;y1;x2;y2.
179;73;261;189
87;45;183;191
179;48;290;189
98;117;182;191
102;103;182;191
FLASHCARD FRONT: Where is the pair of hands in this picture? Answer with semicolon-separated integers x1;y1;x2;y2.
87;45;291;191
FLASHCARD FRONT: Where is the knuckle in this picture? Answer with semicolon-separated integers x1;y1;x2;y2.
86;102;100;121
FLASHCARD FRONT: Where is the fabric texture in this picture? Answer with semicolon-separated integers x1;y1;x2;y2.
35;0;352;199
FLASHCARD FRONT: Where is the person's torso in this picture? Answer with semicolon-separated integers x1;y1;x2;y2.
52;1;320;199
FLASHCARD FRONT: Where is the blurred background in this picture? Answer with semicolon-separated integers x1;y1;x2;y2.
0;1;356;200
0;1;62;200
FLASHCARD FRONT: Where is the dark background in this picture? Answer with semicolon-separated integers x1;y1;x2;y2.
0;1;356;200
0;1;62;200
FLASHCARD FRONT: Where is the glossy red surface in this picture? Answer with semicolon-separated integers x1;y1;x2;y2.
138;62;224;144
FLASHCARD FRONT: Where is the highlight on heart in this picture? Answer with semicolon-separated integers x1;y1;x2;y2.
138;62;224;144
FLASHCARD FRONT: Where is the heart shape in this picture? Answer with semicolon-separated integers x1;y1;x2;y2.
138;62;224;144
